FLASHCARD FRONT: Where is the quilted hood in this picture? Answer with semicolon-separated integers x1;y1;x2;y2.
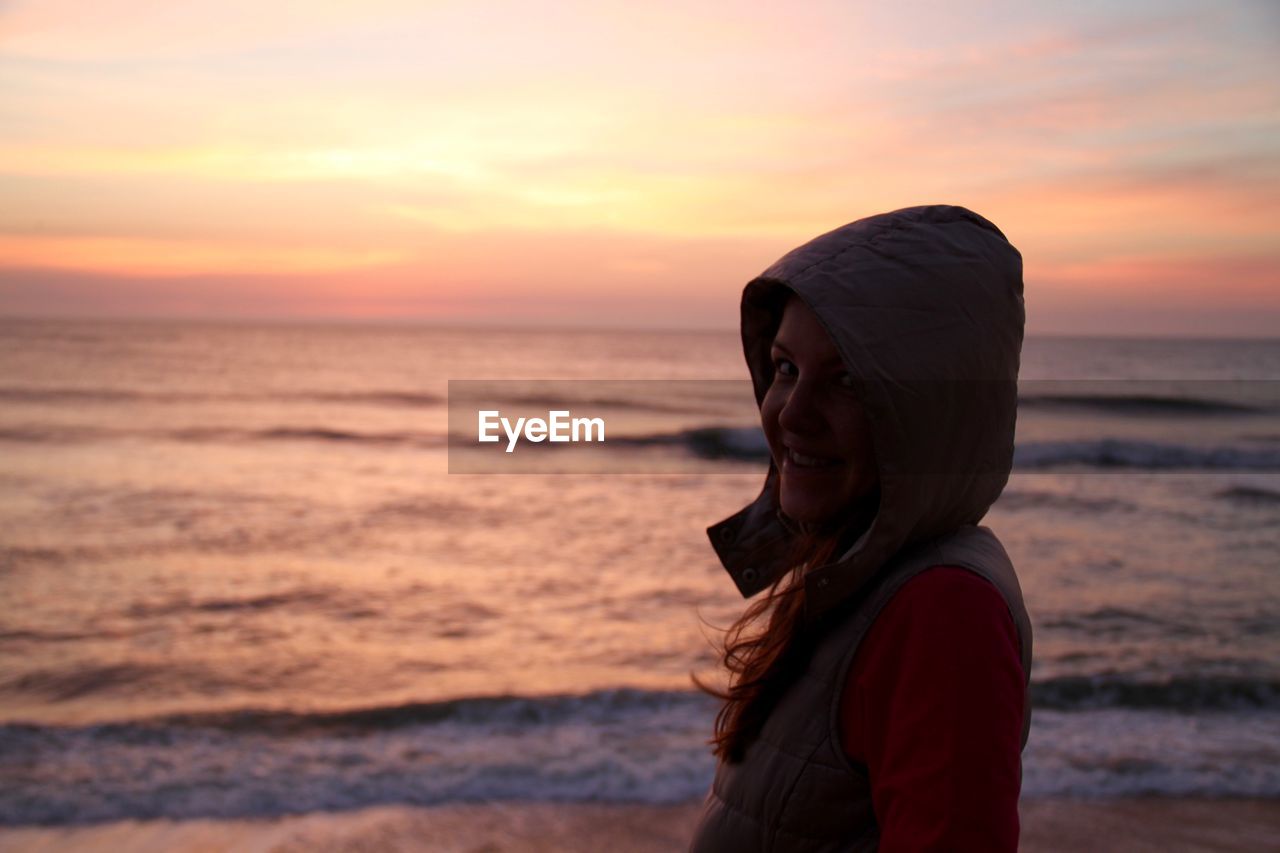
707;204;1025;619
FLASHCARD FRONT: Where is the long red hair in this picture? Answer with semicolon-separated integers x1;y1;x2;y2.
694;528;845;763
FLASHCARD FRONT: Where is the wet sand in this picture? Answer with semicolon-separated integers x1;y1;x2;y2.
3;798;1278;852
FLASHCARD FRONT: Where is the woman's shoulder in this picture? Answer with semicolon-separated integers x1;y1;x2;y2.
894;563;1009;607
858;564;1022;670
840;563;1026;755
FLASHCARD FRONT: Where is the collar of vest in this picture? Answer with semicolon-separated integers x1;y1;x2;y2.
707;466;923;622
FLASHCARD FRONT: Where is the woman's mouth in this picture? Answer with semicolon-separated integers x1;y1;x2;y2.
785;447;841;469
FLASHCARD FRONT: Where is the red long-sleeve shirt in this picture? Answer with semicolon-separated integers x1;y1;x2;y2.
839;566;1025;852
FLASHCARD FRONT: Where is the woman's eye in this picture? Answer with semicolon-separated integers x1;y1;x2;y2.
772;359;855;387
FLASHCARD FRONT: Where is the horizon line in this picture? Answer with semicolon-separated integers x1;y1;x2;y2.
1;312;1277;342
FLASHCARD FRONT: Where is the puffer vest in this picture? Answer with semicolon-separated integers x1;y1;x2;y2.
688;525;1034;852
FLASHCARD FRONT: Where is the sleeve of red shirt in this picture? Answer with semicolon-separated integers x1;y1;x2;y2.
839;565;1025;853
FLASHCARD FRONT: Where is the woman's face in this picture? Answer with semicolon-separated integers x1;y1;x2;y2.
761;297;878;525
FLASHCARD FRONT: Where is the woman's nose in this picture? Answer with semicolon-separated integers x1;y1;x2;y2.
778;378;823;436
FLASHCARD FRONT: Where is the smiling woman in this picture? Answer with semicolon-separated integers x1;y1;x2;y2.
692;205;1033;852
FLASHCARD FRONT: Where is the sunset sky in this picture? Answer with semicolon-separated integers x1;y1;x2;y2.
1;0;1277;335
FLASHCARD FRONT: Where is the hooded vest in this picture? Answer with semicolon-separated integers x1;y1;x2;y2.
688;526;1033;852
691;205;1031;850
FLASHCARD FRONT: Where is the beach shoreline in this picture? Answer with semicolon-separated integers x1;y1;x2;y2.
3;797;1278;852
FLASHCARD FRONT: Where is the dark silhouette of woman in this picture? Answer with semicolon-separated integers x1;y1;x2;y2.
691;205;1033;852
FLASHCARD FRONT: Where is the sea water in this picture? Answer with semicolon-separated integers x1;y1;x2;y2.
1;319;1277;824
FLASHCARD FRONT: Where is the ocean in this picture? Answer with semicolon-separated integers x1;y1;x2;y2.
1;319;1278;826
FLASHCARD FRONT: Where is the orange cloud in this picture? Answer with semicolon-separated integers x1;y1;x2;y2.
1035;252;1280;301
0;235;407;277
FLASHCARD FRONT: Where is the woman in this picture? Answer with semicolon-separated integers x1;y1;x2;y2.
690;205;1033;852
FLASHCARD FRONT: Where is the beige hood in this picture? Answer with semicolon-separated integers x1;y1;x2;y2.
707;204;1025;619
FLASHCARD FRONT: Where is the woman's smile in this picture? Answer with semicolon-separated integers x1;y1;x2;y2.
782;446;841;469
